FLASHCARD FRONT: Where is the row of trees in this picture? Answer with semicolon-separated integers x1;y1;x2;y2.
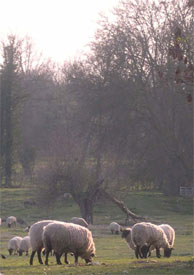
0;0;193;222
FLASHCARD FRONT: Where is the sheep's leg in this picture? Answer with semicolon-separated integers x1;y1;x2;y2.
8;249;13;255
74;253;79;264
45;249;51;265
55;252;62;265
156;247;161;258
30;250;36;265
37;248;43;264
64;253;69;264
135;246;139;259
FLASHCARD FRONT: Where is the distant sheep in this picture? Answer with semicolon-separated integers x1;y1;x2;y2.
29;219;58;265
42;221;96;265
109;222;121;235
70;217;88;228
6;216;17;228
8;236;23;255
121;227;136;251
19;236;31;256
131;222;173;259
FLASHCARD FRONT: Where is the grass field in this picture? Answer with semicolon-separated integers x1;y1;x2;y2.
0;188;193;274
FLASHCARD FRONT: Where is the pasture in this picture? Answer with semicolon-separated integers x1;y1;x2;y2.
0;188;193;274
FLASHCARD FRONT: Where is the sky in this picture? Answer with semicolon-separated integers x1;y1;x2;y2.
0;0;120;63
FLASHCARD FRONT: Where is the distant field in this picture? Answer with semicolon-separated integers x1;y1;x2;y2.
0;188;193;274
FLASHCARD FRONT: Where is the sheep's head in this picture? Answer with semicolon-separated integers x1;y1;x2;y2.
121;229;131;239
84;252;95;263
164;247;174;257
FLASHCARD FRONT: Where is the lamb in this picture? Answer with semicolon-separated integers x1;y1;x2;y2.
70;217;88;228
8;236;23;255
29;219;58;265
42;221;96;265
109;222;121;235
131;222;173;259
6;216;17;228
19;236;31;256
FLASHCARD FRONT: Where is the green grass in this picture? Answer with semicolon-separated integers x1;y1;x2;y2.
0;188;193;274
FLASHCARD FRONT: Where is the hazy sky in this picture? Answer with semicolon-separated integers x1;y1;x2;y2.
1;0;120;63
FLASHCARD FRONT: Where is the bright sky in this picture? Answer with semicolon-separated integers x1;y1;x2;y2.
0;0;120;63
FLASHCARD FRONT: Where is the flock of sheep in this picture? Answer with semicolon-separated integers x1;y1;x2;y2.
1;215;175;267
110;221;175;259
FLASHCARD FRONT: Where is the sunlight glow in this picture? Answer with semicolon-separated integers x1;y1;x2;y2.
0;0;120;63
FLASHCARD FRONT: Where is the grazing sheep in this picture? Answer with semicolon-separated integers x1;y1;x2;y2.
131;222;173;259
148;224;175;257
29;220;58;265
70;217;88;228
6;216;17;228
42;221;96;265
19;236;31;256
109;222;121;235
8;236;23;255
121;227;136;251
159;224;175;246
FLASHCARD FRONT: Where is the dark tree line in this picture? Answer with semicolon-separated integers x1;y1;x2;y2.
0;0;193;222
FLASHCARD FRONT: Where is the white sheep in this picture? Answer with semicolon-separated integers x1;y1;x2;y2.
70;217;88;228
121;227;136;251
8;236;23;255
29;219;58;265
109;222;121;235
19;236;31;256
42;221;96;265
159;224;175;247
131;222;173;259
6;216;17;228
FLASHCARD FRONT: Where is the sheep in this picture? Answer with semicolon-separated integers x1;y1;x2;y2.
42;221;96;265
109;222;121;235
19;236;31;256
147;224;175;257
121;227;155;257
6;216;17;228
70;217;88;228
29;219;58;265
8;236;23;255
131;222;173;259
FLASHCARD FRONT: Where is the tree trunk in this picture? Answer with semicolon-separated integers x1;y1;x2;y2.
79;198;94;224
